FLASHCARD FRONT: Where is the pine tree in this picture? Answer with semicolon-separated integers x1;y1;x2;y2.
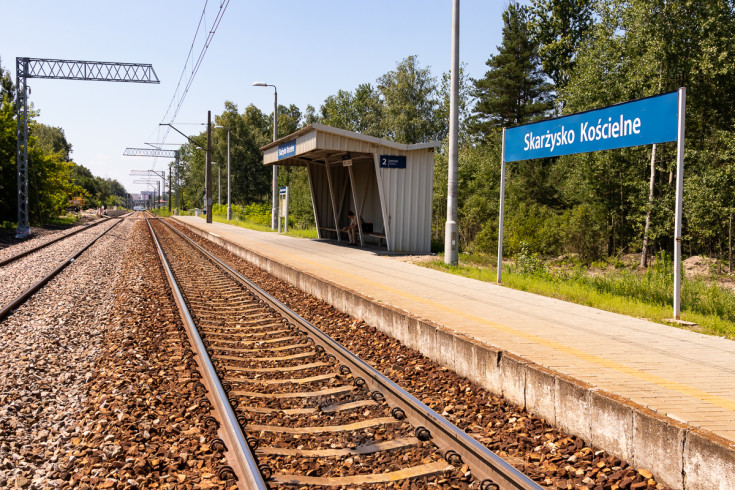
471;2;553;139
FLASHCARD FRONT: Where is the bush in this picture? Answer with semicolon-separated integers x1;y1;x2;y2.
559;203;607;262
231;202;271;226
504;202;563;256
513;241;548;276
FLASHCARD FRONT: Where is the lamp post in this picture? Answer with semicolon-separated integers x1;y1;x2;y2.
215;125;231;220
252;81;278;230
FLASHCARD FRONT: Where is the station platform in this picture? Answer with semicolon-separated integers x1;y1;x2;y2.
172;216;734;489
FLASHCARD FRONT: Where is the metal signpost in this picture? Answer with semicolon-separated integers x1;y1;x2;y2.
498;89;686;318
278;186;289;233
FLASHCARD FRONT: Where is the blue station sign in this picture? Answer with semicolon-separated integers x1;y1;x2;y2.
504;91;679;163
379;155;406;169
277;139;296;160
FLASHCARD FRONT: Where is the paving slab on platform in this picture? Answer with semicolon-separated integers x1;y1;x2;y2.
172;216;735;488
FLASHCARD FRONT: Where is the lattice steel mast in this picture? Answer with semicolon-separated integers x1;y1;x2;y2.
126;149;180;212
15;57;160;237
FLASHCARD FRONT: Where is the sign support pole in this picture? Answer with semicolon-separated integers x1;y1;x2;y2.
673;87;686;319
497;128;506;283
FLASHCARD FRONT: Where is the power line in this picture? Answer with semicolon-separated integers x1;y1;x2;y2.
160;0;230;127
146;1;230;176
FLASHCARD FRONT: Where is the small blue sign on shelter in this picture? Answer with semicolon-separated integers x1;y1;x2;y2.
278;140;296;160
504;91;679;163
379;155;406;168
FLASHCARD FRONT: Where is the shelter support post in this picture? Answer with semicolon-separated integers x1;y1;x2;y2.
347;165;364;247
306;163;321;237
325;163;341;242
497;129;506;283
372;152;392;252
673;87;686;319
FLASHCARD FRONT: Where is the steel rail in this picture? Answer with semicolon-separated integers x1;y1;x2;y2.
0;217;112;267
159;218;542;490
0;218;124;322
146;219;268;490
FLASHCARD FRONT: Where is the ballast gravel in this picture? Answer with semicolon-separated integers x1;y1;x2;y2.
0;217;231;489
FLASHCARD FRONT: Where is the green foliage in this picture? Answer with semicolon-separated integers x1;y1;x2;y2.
471;3;554;138
319;84;384;137
0;93;16;222
227;202;271;227
558;203;608;261
33;124;72;161
278;167;315;229
513;241;549;276
504;201;563;256
530;0;594;90
377;55;444;144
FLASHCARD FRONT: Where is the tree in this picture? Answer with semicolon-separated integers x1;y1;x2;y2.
0;57;14;103
208;101;272;208
436;63;474;148
34;124;72;161
530;0;594;91
319;84;385;137
377;55;443;144
472;2;553;139
0;91;16;222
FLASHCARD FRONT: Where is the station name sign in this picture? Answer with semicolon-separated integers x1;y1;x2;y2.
504;91;679;162
379;155;406;169
277;139;296;160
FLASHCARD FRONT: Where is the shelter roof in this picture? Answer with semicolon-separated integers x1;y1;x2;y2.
260;123;438;166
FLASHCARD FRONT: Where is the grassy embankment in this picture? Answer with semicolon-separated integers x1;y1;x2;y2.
422;251;735;339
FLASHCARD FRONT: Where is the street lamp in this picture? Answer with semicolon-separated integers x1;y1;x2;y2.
214;124;232;220
252;81;278;230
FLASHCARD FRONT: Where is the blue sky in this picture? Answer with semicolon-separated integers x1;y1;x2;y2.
1;1;510;194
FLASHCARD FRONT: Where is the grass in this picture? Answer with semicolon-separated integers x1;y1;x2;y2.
422;253;735;339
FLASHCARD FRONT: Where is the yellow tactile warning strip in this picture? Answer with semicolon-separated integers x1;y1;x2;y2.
173;217;735;441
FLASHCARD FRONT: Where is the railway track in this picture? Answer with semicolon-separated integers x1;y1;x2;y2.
0;217;124;321
148;217;541;489
0;216;113;267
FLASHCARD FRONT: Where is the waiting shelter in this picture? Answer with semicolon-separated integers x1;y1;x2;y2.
260;124;437;253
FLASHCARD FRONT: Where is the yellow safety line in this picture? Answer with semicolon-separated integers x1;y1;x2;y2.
194;223;735;413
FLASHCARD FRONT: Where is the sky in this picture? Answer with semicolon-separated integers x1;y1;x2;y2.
1;1;511;196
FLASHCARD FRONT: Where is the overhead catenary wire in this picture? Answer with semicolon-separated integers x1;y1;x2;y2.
142;1;230;181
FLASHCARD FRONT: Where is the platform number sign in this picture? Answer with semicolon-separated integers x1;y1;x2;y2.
379;155;406;169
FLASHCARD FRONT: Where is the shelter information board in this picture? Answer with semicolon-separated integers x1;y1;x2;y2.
504;91;679;162
278;140;296;160
379;155;406;168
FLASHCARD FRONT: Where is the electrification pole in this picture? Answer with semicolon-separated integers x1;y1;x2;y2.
15;57;159;237
206;111;212;224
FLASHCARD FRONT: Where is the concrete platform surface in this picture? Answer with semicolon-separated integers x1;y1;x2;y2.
172;216;735;488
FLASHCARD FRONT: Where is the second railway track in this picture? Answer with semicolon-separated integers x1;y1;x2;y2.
148;217;540;489
0;216;125;320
